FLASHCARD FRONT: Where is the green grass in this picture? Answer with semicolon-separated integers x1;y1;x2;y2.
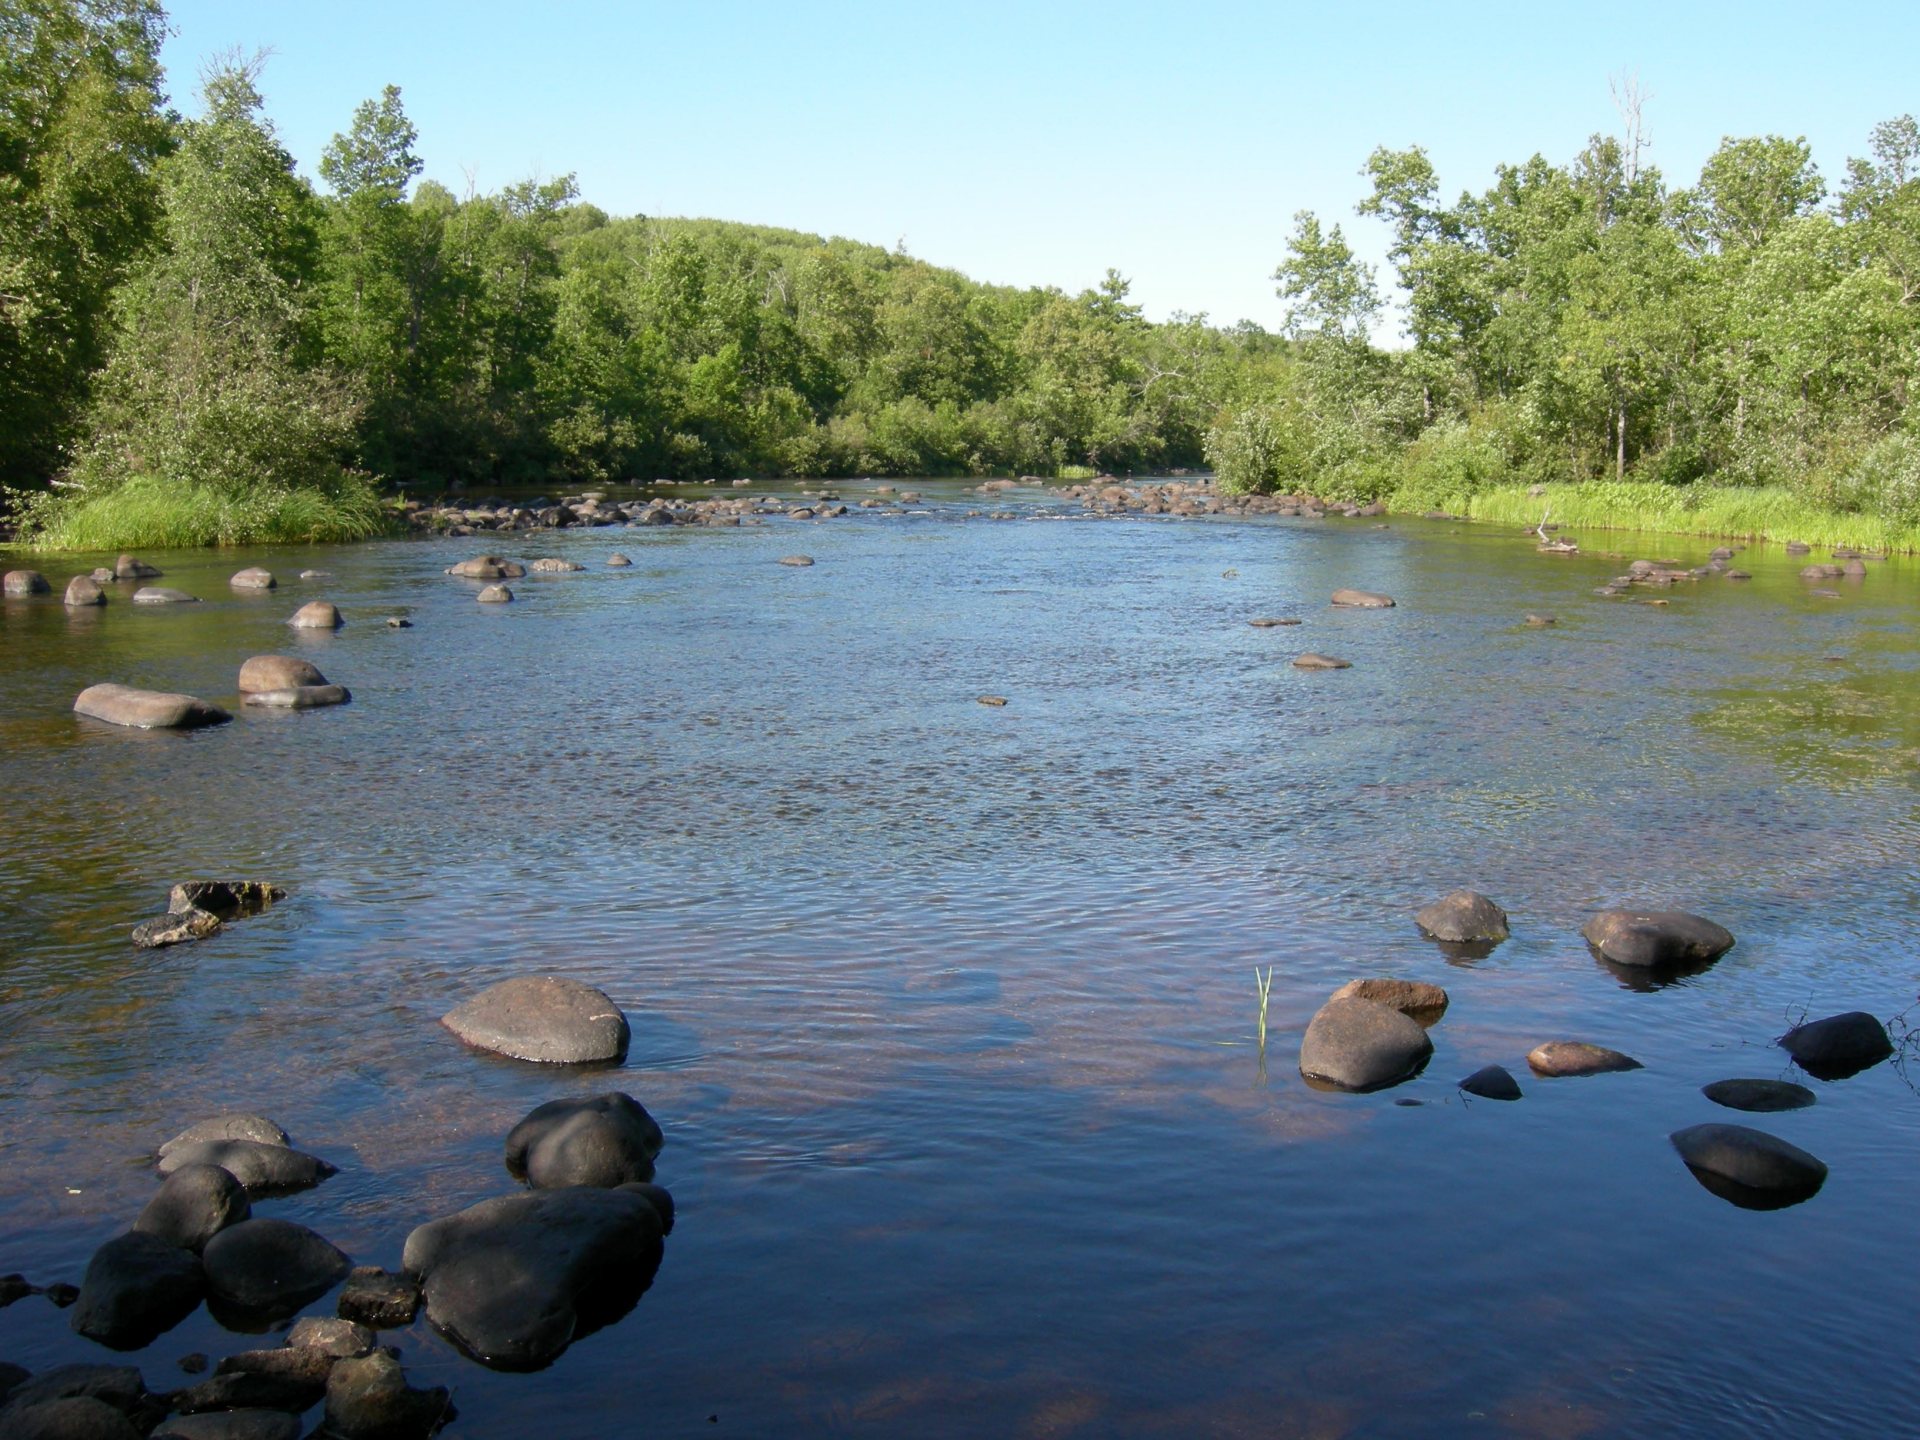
17;473;395;551
1055;465;1099;482
1406;481;1920;553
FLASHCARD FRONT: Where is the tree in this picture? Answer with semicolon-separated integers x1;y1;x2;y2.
1686;135;1825;253
1273;210;1379;341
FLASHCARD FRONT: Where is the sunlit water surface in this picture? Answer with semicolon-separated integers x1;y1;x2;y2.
2;481;1917;1439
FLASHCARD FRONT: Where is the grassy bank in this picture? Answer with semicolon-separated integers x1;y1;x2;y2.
13;474;395;551
1423;481;1920;554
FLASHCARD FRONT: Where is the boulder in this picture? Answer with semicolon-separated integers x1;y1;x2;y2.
778;555;815;567
529;557;584;572
1414;890;1510;944
70;1232;204;1349
1298;997;1433;1092
132;587;199;605
157;1140;334;1196
288;601;342;629
132;908;222;949
76;684;231;731
475;584;513;604
167;882;283;921
0;1365;144;1418
242;684;352;709
1777;1010;1893;1080
1670;1123;1827;1208
288;1316;376;1357
169;1365;325;1416
115;554;162;579
446;556;515;579
322;1351;451;1438
1581;909;1734;968
605;553;632;567
402;1184;669;1369
1526;1041;1643;1077
237;656;326;693
1292;653;1351;669
65;575;107;607
4;569;51;597
201;1219;350;1320
229;568;276;590
1330;588;1394;608
335;1266;420;1328
158;1114;288;1158
3;1397;143;1439
134;1164;250;1252
1246;617;1301;627
1459;1064;1522;1101
1326;978;1449;1022
504;1093;664;1189
1702;1078;1816;1113
441;975;629;1064
153;1411;302;1440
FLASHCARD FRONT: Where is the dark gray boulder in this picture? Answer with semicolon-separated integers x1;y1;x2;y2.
504;1093;664;1189
1582;909;1734;967
1777;1011;1893;1080
441;975;629;1064
170;1363;326;1416
1702;1078;1816;1113
1414;890;1510;944
236;656;325;693
134;1164;250;1252
158;1115;288;1159
335;1266;420;1328
402;1184;670;1369
154;1411;302;1440
132;908;222;949
1671;1123;1827;1209
3;1396;142;1439
167;883;283;921
1298;997;1433;1092
1526;1041;1643;1077
1459;1064;1523;1101
70;1233;204;1349
201;1219;350;1320
158;1140;333;1196
0;1365;145;1419
321;1351;451;1439
75;685;230;730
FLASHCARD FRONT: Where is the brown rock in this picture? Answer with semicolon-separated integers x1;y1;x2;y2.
1292;653;1351;669
64;575;107;607
1414;890;1510;944
288;601;342;629
1526;1041;1643;1077
75;684;231;730
1330;588;1394;608
229;568;276;590
3;569;51;597
238;656;328;693
1327;977;1449;1021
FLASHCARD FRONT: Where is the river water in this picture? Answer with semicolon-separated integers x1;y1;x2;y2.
2;480;1916;1438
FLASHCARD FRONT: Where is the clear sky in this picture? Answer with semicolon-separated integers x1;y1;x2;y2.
156;1;1920;334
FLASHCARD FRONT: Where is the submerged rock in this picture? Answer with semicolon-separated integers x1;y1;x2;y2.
1581;909;1734;968
1459;1064;1523;1101
132;587;199;605
1330;588;1395;608
1702;1078;1816;1113
158;1115;288;1158
446;556;523;579
1414;890;1510;944
201;1219;350;1320
237;656;326;693
1777;1011;1893;1080
167;882;283;921
778;555;815;566
335;1267;420;1328
243;684;351;709
1670;1123;1827;1209
4;1396;144;1439
441;975;629;1064
403;1184;670;1369
288;601;342;629
132;908;222;949
1246;617;1301;627
605;553;632;567
1526;1041;1643;1077
1292;652;1351;669
76;684;231;731
65;575;107;607
475;584;513;604
1523;613;1556;627
70;1232;204;1349
157;1139;334;1196
229;568;276;590
1298;996;1433;1092
1327;978;1449;1022
322;1350;451;1439
528;557;584;573
134;1164;250;1252
154;1409;302;1439
115;554;162;579
504;1093;664;1189
4;569;51;597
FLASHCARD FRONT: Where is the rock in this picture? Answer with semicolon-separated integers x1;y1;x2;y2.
115;554;162;578
1523;613;1555;627
45;1282;79;1306
1292;653;1351;669
605;553;632;567
0;1365;145;1418
201;1219;350;1320
778;555;814;566
441;975;629;1064
1526;1041;1643;1077
132;908;223;949
288;1316;376;1357
447;555;526;579
976;695;1008;707
229;568;276;590
504;1094;663;1189
170;1367;325;1416
1414;890;1510;944
90;567;115;583
243;684;352;709
1777;1010;1893;1080
336;1267;420;1329
1330;588;1394;608
134;1164;250;1252
299;570;330;580
1298;997;1433;1092
176;1355;208;1375
4;569;51;597
167;882;283;921
158;1140;334;1196
132;587;199;605
1702;1078;1816;1113
65;575;108;606
1671;1123;1827;1208
1459;1064;1523;1101
1581;909;1734;968
288;601;342;629
237;656;327;693
70;1232;204;1349
385;616;411;628
213;1346;337;1389
529;557;584;572
402;1184;669;1369
158;1115;288;1159
322;1351;451;1438
1327;978;1449;1022
475;584;513;603
154;1411;302;1440
3;1396;143;1439
1247;617;1301;627
0;1361;25;1401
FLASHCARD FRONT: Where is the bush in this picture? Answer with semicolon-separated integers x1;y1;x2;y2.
1830;431;1920;526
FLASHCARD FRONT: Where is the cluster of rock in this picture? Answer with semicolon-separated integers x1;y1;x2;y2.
1291;890;1896;1211
1059;479;1390;521
76;652;353;732
1590;543;1877;600
412;490;869;535
131;880;286;951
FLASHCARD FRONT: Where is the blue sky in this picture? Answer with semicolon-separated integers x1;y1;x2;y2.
158;1;1920;333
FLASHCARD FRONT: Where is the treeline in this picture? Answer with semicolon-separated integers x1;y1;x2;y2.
1212;115;1920;534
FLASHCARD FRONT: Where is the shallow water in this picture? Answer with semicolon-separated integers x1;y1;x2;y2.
2;482;1917;1438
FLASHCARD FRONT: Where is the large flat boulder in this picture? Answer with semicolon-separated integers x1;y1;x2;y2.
75;685;230;730
1298;996;1432;1092
1671;1123;1827;1209
442;976;629;1064
1702;1078;1815;1113
1582;909;1734;967
1330;588;1395;608
504;1094;663;1189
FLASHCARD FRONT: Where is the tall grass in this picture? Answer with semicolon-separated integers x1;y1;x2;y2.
18;473;394;551
1417;482;1920;553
